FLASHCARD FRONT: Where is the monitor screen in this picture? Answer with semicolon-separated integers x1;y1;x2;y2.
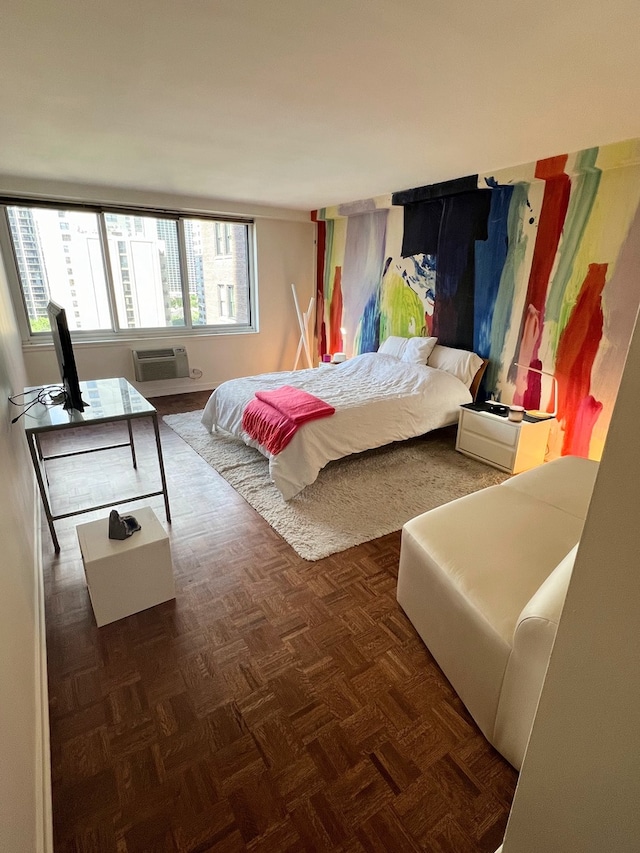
46;301;86;412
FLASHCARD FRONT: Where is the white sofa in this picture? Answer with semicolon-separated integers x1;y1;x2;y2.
397;455;599;769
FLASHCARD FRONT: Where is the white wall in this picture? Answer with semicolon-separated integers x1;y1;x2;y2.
0;177;316;396
0;253;50;850
501;305;640;849
0;178;314;851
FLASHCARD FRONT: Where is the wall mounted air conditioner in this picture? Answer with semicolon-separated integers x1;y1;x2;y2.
132;347;190;382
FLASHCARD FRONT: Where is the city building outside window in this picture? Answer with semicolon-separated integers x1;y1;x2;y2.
3;203;254;337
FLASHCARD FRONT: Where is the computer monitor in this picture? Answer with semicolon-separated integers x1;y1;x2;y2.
46;300;86;412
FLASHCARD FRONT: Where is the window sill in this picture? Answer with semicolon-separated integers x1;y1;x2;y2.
22;325;258;348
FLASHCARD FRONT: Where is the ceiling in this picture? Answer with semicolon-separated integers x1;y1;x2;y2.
2;0;640;212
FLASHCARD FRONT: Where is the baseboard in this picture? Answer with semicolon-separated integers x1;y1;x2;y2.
33;498;53;853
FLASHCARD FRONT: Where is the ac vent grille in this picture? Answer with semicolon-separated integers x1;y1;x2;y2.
132;347;190;381
136;348;177;360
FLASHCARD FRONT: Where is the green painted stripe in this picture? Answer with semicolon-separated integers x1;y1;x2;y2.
547;148;601;351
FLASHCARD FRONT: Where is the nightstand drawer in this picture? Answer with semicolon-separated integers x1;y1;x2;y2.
459;410;518;447
456;430;515;470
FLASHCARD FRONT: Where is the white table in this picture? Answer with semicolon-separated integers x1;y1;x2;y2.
77;506;174;627
456;404;554;474
23;377;171;552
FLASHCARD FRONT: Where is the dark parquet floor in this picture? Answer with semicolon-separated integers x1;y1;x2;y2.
42;390;517;853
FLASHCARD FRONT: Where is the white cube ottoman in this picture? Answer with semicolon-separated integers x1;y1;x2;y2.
77;506;175;627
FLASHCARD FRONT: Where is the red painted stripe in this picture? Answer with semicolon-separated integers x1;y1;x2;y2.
520;155;571;409
565;396;603;457
315;220;327;360
535;154;569;181
528;155;571;313
555;262;607;456
329;266;343;356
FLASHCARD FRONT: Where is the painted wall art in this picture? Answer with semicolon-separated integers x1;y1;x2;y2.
313;139;640;461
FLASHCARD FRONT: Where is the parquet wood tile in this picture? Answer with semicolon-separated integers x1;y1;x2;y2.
42;390;517;852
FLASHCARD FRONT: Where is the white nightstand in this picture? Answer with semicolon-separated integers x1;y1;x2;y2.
456;406;554;474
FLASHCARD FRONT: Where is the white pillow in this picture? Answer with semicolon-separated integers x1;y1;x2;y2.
401;336;438;365
427;344;484;387
378;336;408;359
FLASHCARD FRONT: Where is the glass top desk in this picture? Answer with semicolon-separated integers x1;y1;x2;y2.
23;377;171;552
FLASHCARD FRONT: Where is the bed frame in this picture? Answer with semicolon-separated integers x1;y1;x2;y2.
470;358;489;403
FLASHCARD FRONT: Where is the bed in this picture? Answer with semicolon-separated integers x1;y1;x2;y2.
201;339;487;500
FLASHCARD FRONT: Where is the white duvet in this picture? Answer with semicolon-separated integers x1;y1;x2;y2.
201;352;472;500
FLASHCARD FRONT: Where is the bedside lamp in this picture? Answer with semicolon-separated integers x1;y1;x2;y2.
513;362;558;419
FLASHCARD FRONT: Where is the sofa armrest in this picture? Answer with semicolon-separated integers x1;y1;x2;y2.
492;545;578;769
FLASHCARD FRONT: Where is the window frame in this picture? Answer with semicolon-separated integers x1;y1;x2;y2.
0;196;257;343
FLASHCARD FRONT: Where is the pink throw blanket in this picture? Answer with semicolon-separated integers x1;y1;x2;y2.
242;385;335;455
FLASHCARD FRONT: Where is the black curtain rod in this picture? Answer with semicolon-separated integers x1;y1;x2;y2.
392;174;481;206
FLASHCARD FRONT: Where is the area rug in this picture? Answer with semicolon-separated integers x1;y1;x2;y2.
163;411;508;561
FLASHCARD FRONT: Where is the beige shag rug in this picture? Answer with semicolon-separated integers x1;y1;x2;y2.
163;411;508;561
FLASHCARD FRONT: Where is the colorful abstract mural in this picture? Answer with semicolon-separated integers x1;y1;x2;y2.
313;139;640;461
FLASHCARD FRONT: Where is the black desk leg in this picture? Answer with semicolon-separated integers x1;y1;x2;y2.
127;418;137;469
27;433;60;552
151;413;171;523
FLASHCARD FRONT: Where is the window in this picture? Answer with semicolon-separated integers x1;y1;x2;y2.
4;202;254;337
214;221;232;256
217;285;237;320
